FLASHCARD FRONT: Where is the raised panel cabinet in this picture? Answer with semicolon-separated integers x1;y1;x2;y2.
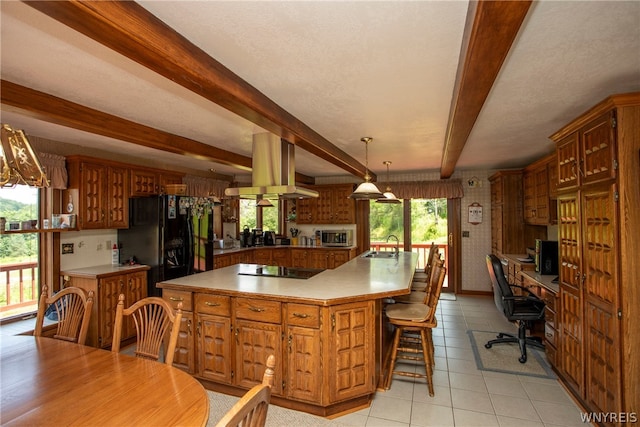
489;171;525;256
66;159;130;230
296;184;355;224
550;93;639;420
61;266;149;348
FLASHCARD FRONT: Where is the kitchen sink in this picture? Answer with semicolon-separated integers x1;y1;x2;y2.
362;251;398;259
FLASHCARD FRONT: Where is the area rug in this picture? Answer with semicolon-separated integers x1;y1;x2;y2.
467;330;556;379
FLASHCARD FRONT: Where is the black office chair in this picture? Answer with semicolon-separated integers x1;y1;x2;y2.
485;254;545;363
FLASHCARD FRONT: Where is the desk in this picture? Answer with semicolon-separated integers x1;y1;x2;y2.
0;336;209;426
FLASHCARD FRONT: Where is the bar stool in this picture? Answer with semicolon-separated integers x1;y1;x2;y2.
410;242;437;291
383;260;446;396
395;251;441;304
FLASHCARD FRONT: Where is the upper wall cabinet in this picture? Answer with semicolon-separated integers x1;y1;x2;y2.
523;153;557;225
65;156;184;230
296;184;356;224
66;157;129;230
556;110;617;190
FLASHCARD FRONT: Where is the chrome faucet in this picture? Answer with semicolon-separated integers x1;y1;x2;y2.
386;234;400;256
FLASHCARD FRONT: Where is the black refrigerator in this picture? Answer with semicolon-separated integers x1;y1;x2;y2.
118;195;213;297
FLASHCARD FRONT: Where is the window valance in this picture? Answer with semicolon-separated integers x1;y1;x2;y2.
184;175;229;198
388;179;464;200
39;152;68;189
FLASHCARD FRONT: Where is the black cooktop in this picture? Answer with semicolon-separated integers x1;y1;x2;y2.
238;264;325;279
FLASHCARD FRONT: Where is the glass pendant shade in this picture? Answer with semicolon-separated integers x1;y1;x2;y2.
376;161;400;203
256;198;274;207
349;137;383;200
350;180;383;199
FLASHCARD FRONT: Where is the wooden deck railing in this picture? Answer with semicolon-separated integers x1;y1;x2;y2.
0;261;38;313
370;241;448;271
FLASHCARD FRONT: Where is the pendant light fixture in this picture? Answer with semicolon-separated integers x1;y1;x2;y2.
349;137;383;199
256;198;274;207
376;161;401;204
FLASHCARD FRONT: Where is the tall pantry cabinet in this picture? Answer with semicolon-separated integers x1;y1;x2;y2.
550;93;639;420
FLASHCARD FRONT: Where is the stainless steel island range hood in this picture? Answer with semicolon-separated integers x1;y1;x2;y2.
224;133;319;199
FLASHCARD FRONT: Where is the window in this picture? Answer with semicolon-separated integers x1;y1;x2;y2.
0;185;40;319
238;199;279;232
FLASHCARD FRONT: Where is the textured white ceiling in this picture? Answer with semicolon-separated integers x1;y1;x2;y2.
1;1;639;180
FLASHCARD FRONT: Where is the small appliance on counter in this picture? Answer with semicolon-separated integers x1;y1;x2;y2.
252;228;264;246
240;226;252;247
320;229;353;247
264;231;276;246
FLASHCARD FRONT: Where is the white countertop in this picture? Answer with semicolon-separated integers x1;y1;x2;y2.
61;264;150;277
159;251;417;305
213;245;357;255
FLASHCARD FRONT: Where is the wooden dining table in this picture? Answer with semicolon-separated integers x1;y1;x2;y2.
0;335;209;426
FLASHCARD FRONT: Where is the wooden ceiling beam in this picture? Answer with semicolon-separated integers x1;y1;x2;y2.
440;0;532;178
23;0;372;181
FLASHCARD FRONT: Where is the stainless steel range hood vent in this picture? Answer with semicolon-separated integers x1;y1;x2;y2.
224;133;318;199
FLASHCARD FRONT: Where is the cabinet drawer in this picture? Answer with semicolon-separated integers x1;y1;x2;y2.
542;292;556;311
163;289;192;311
544;322;556;348
544;307;556;329
286;304;320;328
235;297;281;323
196;294;231;316
545;342;557;367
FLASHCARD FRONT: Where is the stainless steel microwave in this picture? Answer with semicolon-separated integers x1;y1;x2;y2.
320;230;353;247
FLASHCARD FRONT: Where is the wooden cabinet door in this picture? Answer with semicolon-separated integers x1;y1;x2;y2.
490;204;502;255
197;313;233;384
308;250;329;269
557;193;584;397
296;198;315;224
580;111;617;186
582;184;620;415
272;249;290;267
286;326;321;403
253;249;272;265
108;166;129;228
97;276;122;348
328;301;374;402
80;162;108;229
314;187;333;223
534;165;550;223
234;319;282;395
173;311;195;374
330;250;350;268
557;132;580;190
332;185;356;224
523;171;537;224
130;168;159;196
290;249;308;268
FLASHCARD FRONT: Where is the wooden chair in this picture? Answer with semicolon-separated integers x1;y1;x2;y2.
34;284;94;345
383;259;447;396
396;249;441;304
410;242;437;290
111;295;182;365
215;354;276;427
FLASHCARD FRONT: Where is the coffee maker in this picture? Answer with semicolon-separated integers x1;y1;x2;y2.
252;228;264;246
240;226;252;247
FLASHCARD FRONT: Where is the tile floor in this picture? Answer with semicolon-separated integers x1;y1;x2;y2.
1;295;590;427
320;295;588;427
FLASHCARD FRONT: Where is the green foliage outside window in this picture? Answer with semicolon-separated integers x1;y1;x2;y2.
238;199;279;232
1;189;39;263
369;198;447;244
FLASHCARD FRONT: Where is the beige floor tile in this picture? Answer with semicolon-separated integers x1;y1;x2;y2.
444;337;472;350
413;384;453;407
496;415;544;427
446;358;481;376
368;395;413;424
364;416;409;427
451;389;494;414
411;403;455;427
531;400;585;427
490;394;541;421
522;381;574;406
449;372;487;393
484;376;528;398
452;408;500;427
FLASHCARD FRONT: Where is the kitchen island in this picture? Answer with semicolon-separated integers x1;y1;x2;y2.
158;251;417;417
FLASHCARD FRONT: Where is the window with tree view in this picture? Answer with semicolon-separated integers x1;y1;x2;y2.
238;199;279;232
0;185;40;319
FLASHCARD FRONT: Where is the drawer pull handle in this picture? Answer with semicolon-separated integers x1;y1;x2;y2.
169;297;184;302
249;306;265;312
293;312;309;319
205;302;221;307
